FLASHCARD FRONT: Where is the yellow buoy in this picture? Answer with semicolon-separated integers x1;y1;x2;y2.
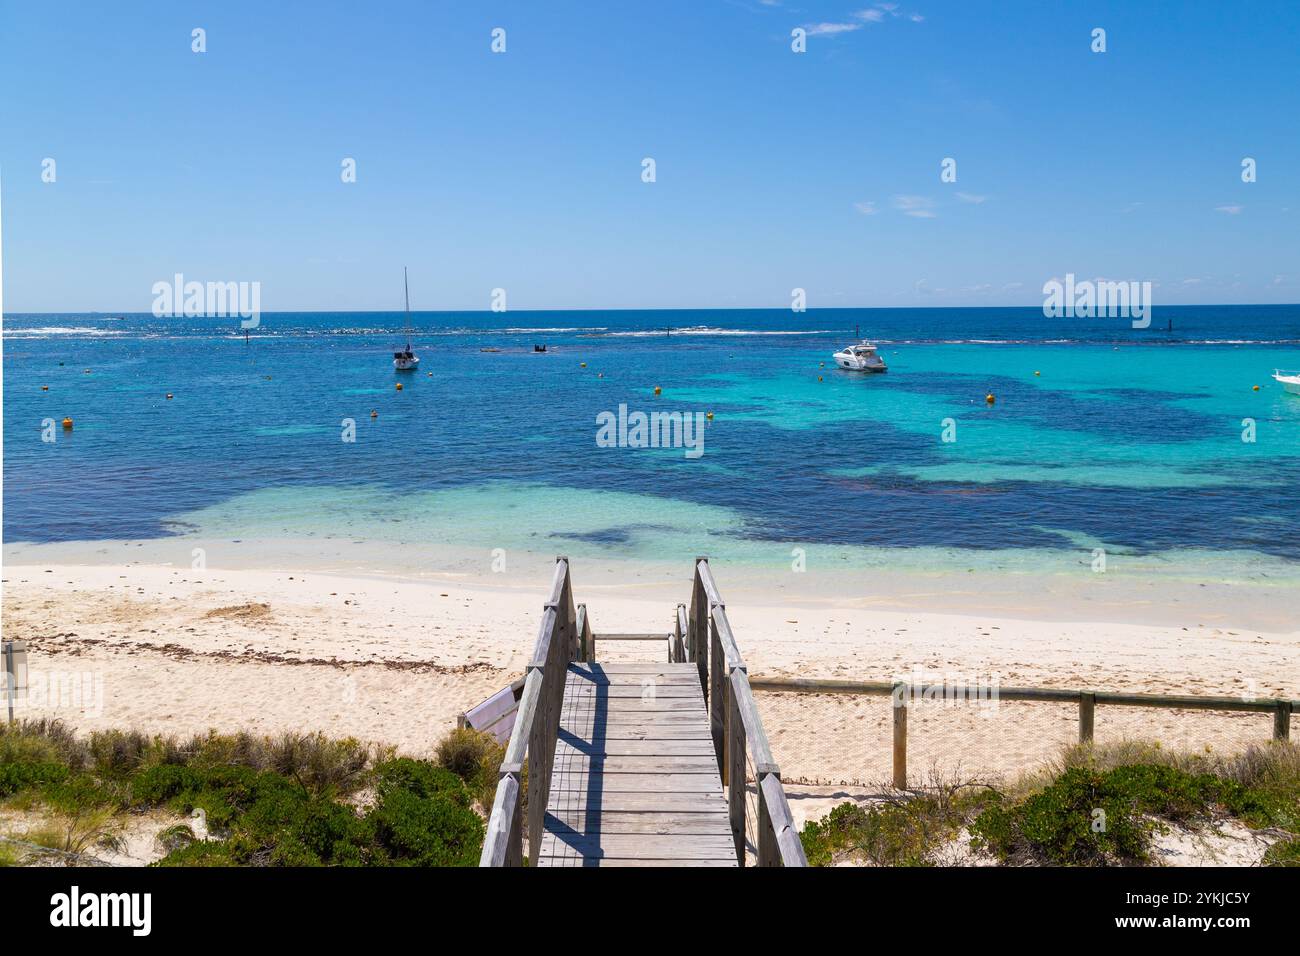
706;411;714;421
395;383;403;391
62;417;73;429
580;362;587;368
1253;384;1260;391
654;386;662;395
985;393;996;405
1034;371;1041;376
818;376;823;382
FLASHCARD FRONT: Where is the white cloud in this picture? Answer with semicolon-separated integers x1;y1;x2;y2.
1215;204;1243;215
893;195;937;218
955;192;986;204
803;21;862;35
853;201;878;215
802;7;924;37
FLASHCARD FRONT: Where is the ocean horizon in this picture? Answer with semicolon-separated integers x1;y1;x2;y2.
5;305;1300;582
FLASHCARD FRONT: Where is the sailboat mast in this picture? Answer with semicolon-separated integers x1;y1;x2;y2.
403;266;411;351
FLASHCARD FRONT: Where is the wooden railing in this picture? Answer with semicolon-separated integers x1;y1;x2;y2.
480;556;592;866
673;558;808;867
747;676;1297;790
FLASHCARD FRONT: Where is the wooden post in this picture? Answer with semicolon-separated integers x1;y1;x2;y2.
727;686;745;866
709;612;726;773
693;557;710;697
527;666;546;864
1276;700;1292;742
1079;692;1096;745
575;604;588;662
892;682;907;790
757;771;779;866
506;775;523;866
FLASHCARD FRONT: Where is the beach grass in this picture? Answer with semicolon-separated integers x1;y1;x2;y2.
0;719;505;867
800;740;1300;867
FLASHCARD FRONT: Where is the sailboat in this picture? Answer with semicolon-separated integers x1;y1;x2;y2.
393;267;420;371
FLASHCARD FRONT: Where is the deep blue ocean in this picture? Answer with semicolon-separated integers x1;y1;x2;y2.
4;306;1300;573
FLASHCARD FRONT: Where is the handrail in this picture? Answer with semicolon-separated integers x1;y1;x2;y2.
689;558;808;867
481;557;585;866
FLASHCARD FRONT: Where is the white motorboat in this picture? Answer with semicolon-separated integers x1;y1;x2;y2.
833;340;887;372
1273;369;1300;395
394;267;420;371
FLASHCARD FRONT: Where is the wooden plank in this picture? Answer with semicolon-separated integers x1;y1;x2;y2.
566;672;703;686
547;791;727;811
550;755;723;774
538;833;737;859
555;739;716;757
561;707;707;719
564;684;705;698
569;661;698;672
544;809;729;833
547;772;725;792
561;728;716;742
535;857;738;868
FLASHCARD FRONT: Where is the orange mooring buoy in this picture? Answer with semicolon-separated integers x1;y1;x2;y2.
62;417;74;429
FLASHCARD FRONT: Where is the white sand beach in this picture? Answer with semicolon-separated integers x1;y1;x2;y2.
4;548;1297;787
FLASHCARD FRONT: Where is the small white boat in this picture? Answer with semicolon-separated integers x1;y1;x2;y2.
1273;369;1300;395
833;340;887;372
393;266;420;371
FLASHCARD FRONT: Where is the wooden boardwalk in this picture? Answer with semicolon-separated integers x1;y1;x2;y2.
535;661;738;867
479;558;806;868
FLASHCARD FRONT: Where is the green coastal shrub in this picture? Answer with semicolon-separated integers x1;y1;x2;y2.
801;787;998;866
3;721;491;868
368;786;483;867
0;760;70;798
1263;838;1300;867
435;727;505;808
969;764;1234;865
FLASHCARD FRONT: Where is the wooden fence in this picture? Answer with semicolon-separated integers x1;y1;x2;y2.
480;557;593;866
747;676;1297;790
673;558;807;867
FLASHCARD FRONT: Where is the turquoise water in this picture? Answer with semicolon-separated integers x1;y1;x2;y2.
4;307;1299;578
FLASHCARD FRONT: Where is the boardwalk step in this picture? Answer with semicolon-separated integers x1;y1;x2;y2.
538;661;737;868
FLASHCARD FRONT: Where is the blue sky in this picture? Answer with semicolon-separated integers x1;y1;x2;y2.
1;0;1297;312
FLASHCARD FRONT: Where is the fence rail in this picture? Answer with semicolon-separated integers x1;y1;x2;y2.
748;676;1296;789
481;557;588;867
673;558;807;867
